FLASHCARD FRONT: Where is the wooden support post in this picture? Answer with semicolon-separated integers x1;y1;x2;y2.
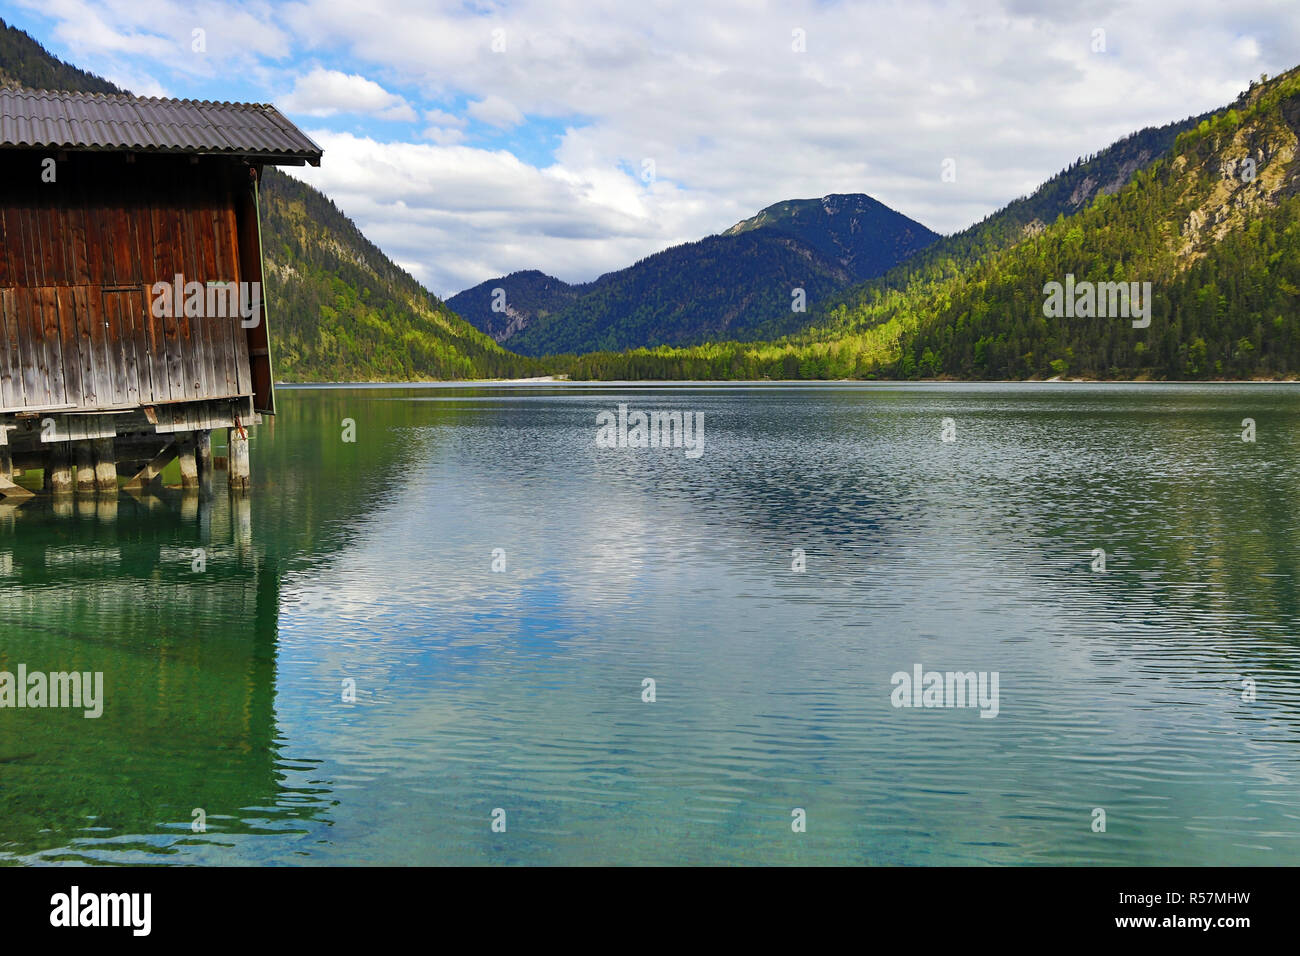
196;430;213;497
75;441;96;494
122;441;177;490
48;444;73;496
178;432;199;490
228;425;250;493
93;437;117;493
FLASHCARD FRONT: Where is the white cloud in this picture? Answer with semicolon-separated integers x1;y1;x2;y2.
285;130;702;296
466;94;524;129
423;108;466;128
280;67;418;122
421;126;466;145
18;0;290;79
420;108;467;143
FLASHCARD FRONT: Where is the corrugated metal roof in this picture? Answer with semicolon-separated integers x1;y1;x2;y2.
0;88;322;165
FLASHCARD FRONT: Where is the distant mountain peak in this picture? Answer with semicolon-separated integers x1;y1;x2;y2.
723;193;893;236
446;270;581;343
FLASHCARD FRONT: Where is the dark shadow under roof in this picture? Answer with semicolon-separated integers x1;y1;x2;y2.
0;88;322;165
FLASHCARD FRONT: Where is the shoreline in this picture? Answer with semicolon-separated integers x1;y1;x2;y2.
275;375;1300;387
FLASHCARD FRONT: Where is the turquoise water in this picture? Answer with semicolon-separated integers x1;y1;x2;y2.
2;382;1299;865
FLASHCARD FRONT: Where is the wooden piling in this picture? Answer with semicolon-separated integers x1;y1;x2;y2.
75;441;96;494
93;437;117;493
228;425;250;492
196;430;213;497
178;432;200;490
48;445;73;496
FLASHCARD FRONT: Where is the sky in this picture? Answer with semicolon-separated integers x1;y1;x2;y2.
4;0;1297;298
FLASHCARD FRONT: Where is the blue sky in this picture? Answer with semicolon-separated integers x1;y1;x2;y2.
3;1;1295;297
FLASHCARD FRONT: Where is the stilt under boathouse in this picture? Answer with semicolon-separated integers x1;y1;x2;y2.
0;88;322;500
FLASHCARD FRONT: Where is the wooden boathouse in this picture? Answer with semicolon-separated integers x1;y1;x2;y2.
0;88;321;499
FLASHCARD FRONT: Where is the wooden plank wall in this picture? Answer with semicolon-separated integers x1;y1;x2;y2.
0;153;255;415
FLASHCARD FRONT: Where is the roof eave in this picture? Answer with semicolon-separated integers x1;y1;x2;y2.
0;143;322;164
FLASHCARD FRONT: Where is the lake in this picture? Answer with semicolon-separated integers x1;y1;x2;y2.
2;382;1298;865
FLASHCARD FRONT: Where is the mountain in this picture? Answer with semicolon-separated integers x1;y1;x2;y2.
447;192;938;356
723;193;938;281
444;270;582;343
0;17;539;382
570;72;1297;381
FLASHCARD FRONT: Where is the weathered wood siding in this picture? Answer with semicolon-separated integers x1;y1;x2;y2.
0;152;269;415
